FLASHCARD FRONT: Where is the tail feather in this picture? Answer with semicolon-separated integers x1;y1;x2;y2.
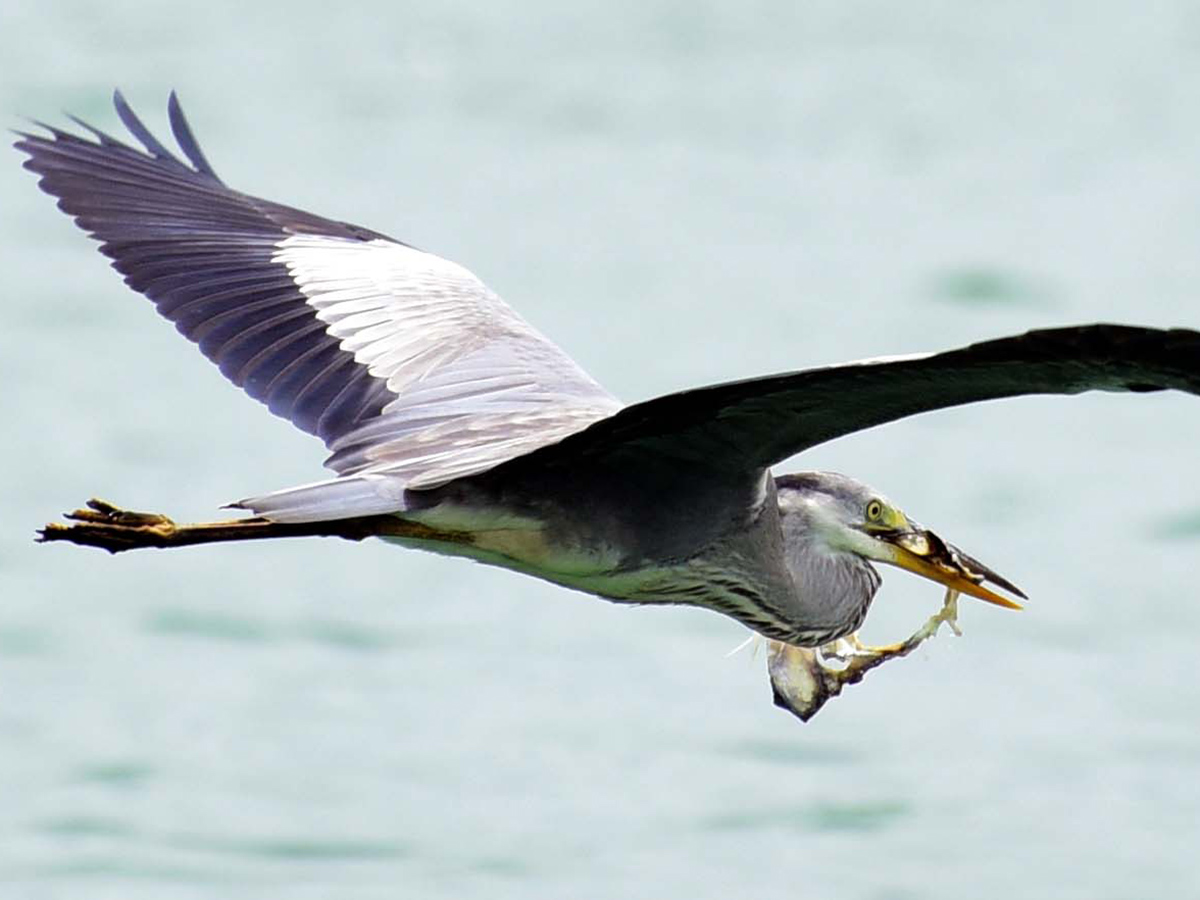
235;474;408;523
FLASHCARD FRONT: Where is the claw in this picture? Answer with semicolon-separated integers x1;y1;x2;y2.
768;588;966;722
37;499;182;552
63;498;173;527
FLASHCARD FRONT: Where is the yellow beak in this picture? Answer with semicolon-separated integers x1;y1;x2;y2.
875;528;1025;610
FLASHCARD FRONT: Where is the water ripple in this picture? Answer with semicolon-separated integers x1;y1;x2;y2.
930;266;1052;309
36;815;138;838
167;833;410;862
721;739;864;766
145;610;274;643
700;799;910;834
1149;508;1200;541
296;619;399;652
0;627;53;657
144;609;397;651
72;760;155;788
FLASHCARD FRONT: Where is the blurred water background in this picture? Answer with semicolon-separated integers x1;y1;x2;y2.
3;2;1200;898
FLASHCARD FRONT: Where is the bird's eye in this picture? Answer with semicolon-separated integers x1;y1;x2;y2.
866;500;884;522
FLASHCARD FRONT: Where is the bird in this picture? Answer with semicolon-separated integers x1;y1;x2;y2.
15;91;1200;651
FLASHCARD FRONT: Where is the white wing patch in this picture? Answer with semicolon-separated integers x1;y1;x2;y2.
264;235;621;502
274;236;501;392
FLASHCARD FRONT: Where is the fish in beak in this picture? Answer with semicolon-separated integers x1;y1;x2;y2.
875;525;1026;609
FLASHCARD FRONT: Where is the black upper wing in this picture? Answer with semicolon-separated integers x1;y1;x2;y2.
487;324;1200;480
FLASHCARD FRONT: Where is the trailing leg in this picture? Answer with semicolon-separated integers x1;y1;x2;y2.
37;498;447;554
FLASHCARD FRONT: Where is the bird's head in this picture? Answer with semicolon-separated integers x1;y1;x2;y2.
775;471;1025;614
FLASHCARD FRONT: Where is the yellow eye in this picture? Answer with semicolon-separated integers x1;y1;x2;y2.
866;500;884;522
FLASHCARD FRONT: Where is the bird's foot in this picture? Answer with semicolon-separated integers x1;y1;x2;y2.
767;589;963;722
814;635;875;670
38;499;183;553
924;588;963;638
854;588;963;658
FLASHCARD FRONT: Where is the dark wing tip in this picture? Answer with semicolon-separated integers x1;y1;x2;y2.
112;89;221;183
166;89;220;181
112;88;184;165
15;89;225;188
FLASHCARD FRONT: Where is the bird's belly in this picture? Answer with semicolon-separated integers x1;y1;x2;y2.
382;500;781;617
467;526;618;576
382;503;624;580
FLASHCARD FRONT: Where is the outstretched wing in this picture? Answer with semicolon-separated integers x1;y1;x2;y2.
488;324;1200;481
15;91;620;489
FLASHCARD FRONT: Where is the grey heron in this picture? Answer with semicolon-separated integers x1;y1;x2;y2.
16;93;1200;713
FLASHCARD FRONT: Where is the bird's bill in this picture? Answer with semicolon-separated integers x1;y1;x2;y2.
877;529;1025;610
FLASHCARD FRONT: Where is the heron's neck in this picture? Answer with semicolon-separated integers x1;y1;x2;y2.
779;506;881;643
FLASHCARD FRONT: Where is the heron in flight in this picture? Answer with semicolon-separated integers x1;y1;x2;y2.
16;93;1200;666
